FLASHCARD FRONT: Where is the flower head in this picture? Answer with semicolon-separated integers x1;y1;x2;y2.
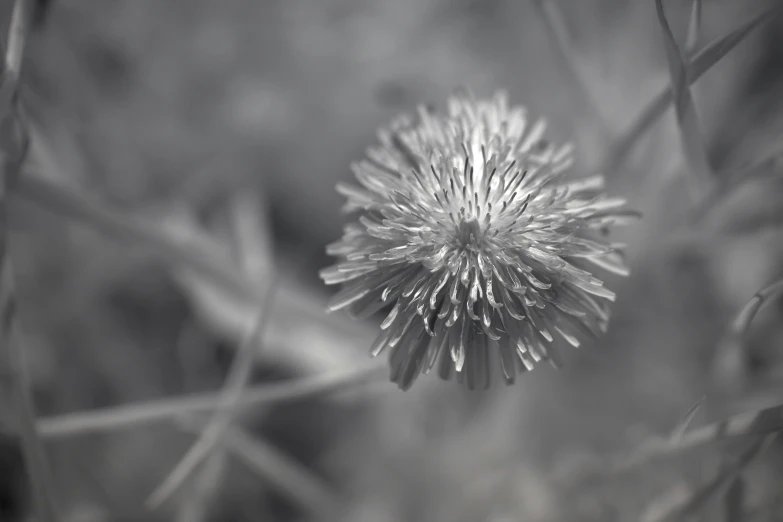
320;91;636;390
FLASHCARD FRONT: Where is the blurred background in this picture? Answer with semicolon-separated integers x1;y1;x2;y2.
2;0;783;520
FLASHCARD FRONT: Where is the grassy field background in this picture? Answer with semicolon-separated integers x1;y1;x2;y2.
2;0;783;520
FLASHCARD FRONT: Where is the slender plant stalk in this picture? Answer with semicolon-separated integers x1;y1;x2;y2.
566;278;783;478
649;435;775;522
530;0;608;133
36;363;385;439
603;5;781;174
178;418;340;518
146;191;278;508
145;283;277;508
0;1;59;521
685;0;703;53
171;194;274;520
654;0;713;199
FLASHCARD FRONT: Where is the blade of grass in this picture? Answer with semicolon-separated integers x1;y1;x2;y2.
145;281;277;509
19;134;253;303
604;5;781;174
530;0;607;131
671;436;773;521
36;362;385;439
0;0;27;109
647;435;774;522
685;0;702;53
228;193;272;278
639;483;692;522
17;143;370;377
608;403;783;474
729;277;783;339
604;278;783;473
725;476;744;522
690;139;783;226
178;418;340;518
147;194;275;509
0;2;59;521
19;119;370;339
171;194;274;518
712;276;783;387
21;121;376;386
743;488;783;520
19;129;367;341
654;0;713;199
671;395;705;443
4;0;29;77
174;451;227;522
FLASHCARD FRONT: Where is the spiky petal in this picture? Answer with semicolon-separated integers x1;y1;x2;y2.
320;91;637;390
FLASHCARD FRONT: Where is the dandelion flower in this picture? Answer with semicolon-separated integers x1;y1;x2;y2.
320;91;637;390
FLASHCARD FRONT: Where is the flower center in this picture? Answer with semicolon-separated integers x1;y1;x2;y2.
456;218;484;252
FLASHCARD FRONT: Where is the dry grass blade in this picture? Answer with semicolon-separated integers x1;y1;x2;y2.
146;194;275;510
4;0;29;72
743;488;783;520
0;0;27;109
662;436;775;522
730;277;783;337
724;476;744;522
17;156;253;303
609;403;783;474
36;362;385;439
654;0;712;198
174;452;227;522
604;5;781;173
611;274;783;472
530;0;606;130
712;276;783;384
145;282;277;509
685;0;702;53
178;419;340;518
0;1;60;521
229;193;273;278
640;483;692;522
691;140;783;226
18;142;369;376
671;395;705;443
151;150;231;210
